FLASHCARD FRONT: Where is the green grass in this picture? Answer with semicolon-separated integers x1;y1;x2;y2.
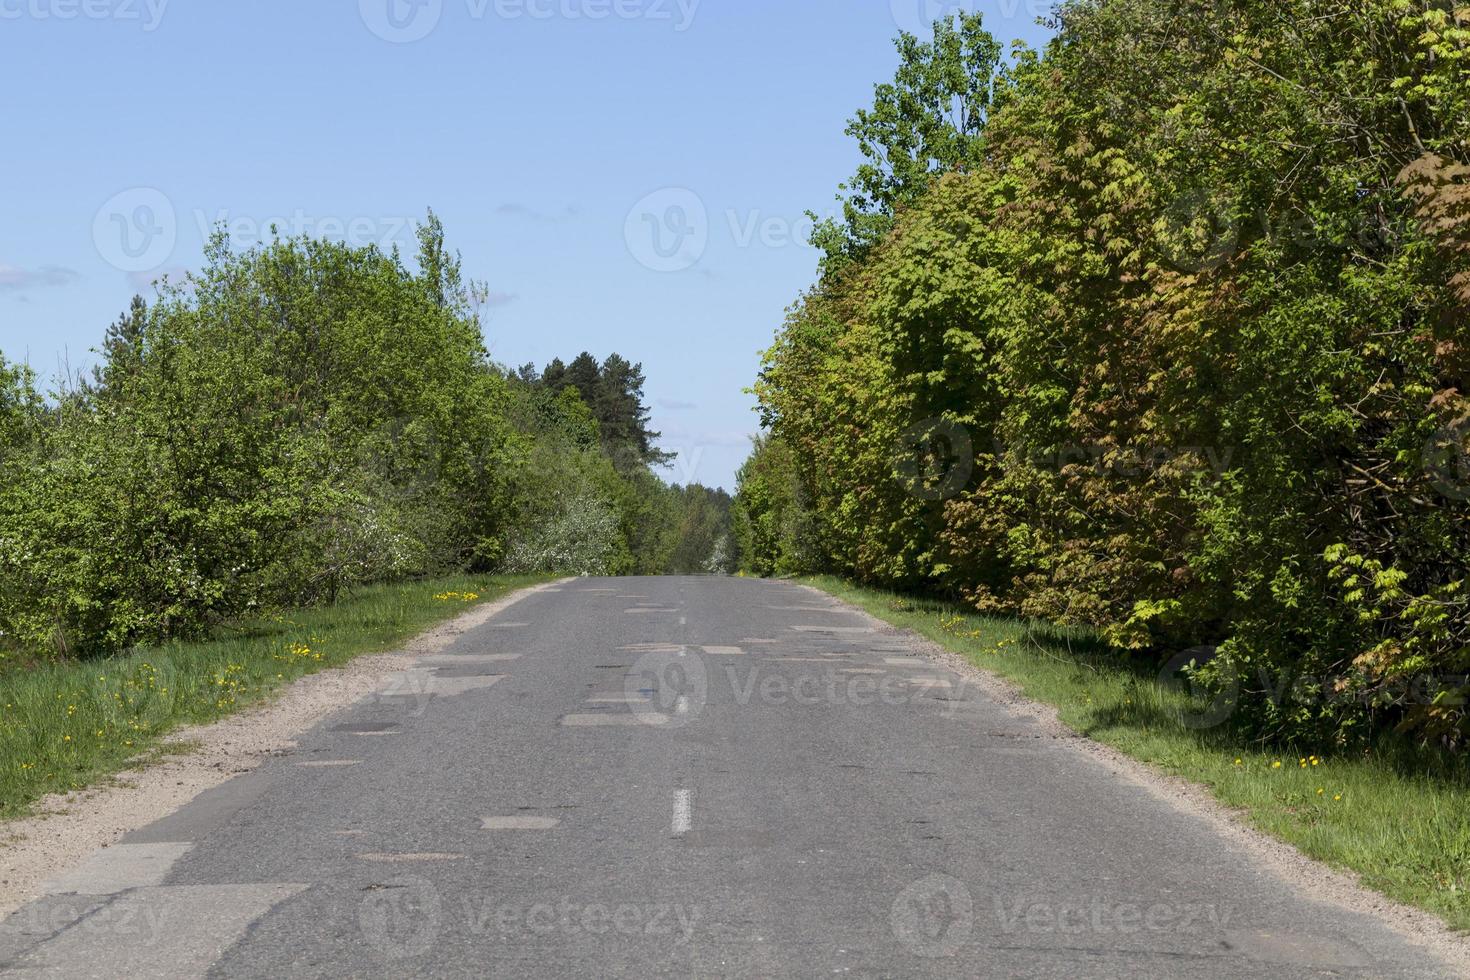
0;574;550;820
805;575;1470;932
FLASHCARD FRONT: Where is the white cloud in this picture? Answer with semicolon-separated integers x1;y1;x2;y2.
0;264;79;292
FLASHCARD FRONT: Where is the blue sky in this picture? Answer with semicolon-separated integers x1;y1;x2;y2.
0;0;1054;490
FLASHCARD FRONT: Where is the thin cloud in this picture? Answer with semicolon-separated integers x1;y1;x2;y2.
658;398;698;411
0;264;79;292
482;290;519;308
494;203;580;223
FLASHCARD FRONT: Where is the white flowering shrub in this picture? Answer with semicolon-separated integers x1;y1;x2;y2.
500;491;626;576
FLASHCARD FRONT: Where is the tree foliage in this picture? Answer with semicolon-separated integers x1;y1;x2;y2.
813;12;1010;271
1;218;734;659
743;1;1470;748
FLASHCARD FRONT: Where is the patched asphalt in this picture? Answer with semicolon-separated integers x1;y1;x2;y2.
0;576;1458;978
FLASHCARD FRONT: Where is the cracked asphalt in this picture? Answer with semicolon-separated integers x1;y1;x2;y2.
0;576;1458;978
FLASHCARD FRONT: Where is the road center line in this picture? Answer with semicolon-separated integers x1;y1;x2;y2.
672;790;693;835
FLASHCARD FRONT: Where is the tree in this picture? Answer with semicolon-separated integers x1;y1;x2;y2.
747;0;1470;747
813;11;1006;270
536;352;672;467
92;295;149;396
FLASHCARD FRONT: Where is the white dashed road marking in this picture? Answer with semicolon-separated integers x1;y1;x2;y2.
672;790;693;835
296;761;363;768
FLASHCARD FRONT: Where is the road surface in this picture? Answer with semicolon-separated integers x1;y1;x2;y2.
0;577;1457;978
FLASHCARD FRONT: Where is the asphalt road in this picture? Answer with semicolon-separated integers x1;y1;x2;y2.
0;577;1458;978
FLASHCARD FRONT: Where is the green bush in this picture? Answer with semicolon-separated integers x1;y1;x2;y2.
1;215;738;660
0;216;520;657
742;1;1470;747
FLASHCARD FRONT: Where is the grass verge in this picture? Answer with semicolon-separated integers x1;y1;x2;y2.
805;575;1470;933
0;573;550;820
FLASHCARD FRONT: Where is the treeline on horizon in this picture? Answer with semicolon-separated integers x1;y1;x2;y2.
733;2;1470;747
0;216;734;660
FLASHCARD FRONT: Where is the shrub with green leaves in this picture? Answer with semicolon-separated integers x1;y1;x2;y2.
743;1;1470;747
0;216;520;656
